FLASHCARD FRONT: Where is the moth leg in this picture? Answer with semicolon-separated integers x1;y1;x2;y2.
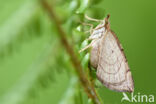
81;22;94;34
79;42;93;53
85;14;103;22
79;39;99;53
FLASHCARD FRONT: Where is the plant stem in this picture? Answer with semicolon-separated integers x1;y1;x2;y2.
41;0;102;104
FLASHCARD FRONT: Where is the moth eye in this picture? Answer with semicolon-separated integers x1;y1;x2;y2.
112;50;114;53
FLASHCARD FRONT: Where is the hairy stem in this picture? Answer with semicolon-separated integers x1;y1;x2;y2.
41;0;102;104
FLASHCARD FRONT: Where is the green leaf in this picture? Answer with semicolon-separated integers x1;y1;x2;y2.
76;0;90;14
81;53;90;68
0;0;38;53
59;76;78;104
0;40;58;104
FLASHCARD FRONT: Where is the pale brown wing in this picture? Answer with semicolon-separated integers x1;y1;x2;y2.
90;39;101;68
97;31;134;92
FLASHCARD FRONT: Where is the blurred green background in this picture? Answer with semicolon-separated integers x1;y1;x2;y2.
0;0;156;104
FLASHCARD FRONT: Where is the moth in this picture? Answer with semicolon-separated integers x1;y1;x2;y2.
79;14;134;92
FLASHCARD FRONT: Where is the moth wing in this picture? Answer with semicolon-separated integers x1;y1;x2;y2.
90;27;105;68
90;39;101;68
97;31;134;92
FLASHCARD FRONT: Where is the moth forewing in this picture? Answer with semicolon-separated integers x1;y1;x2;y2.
96;30;134;92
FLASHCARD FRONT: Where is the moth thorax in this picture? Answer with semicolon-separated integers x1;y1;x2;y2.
89;27;106;40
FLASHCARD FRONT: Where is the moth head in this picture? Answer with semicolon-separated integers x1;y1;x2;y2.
104;14;110;30
97;14;110;29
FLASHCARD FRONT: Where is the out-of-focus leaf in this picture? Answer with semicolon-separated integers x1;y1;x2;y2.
0;40;58;104
90;0;103;5
80;39;89;49
76;0;90;14
59;76;78;104
88;98;94;104
0;0;38;53
81;53;90;68
86;6;106;20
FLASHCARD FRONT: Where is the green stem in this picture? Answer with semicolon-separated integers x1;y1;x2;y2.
41;0;103;104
